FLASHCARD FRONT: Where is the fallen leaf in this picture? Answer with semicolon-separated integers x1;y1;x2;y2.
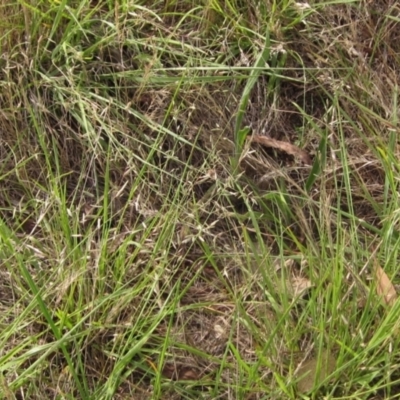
375;261;397;306
296;349;336;394
249;135;312;165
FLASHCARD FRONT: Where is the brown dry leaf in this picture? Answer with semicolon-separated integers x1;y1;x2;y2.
249;135;312;165
296;349;336;394
374;262;397;306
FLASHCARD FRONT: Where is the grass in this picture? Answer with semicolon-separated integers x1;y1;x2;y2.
1;0;400;399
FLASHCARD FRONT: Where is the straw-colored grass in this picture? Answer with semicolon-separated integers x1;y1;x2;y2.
1;0;400;399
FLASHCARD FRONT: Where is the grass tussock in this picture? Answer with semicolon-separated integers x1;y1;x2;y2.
1;0;400;399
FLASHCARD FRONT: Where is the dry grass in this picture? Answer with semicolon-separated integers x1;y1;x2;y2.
1;0;400;399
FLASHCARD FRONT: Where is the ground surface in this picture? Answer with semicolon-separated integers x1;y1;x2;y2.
1;0;400;399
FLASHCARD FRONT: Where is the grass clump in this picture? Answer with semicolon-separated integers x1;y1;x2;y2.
1;0;400;399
